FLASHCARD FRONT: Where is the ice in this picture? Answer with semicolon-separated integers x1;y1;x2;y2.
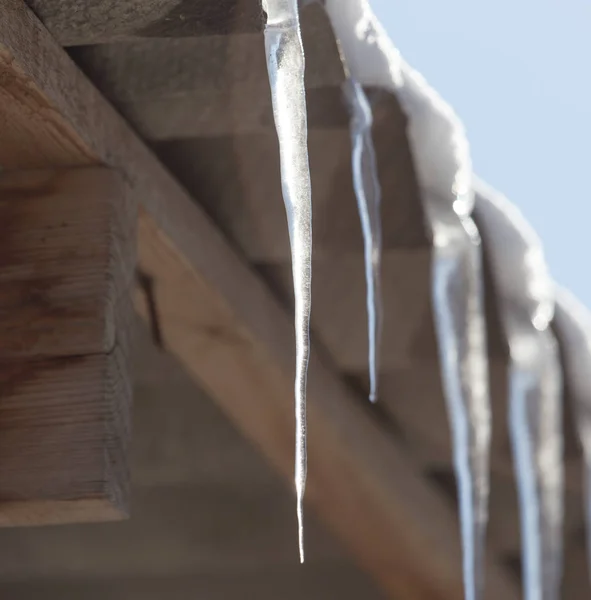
342;78;383;403
262;0;312;563
474;181;563;600
324;2;491;597
262;1;565;589
428;206;491;600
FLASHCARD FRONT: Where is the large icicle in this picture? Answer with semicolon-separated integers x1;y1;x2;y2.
553;288;591;579
474;181;563;600
262;0;312;563
342;78;383;403
324;2;491;598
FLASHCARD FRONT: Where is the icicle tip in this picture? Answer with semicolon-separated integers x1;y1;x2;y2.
297;493;305;563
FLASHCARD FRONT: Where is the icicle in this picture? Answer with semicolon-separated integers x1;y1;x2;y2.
323;2;491;598
262;0;312;563
553;288;591;579
342;78;382;403
474;181;563;600
429;208;490;600
306;0;384;403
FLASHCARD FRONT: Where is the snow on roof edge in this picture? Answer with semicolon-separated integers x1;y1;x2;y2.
324;0;591;340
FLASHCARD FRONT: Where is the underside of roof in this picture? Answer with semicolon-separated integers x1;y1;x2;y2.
0;0;589;599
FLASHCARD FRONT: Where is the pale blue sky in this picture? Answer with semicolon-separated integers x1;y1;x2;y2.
371;0;591;306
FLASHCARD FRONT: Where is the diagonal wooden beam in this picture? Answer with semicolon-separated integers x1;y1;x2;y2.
0;2;518;598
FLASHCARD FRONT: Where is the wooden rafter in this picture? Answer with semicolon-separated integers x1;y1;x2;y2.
0;167;134;523
0;1;519;598
25;0;264;44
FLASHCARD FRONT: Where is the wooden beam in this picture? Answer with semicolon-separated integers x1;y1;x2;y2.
152;127;427;260
26;0;264;45
65;8;346;138
258;253;437;369
67;9;344;102
77;85;350;139
0;168;134;525
0;2;518;598
134;208;516;600
0;568;385;599
26;0;336;47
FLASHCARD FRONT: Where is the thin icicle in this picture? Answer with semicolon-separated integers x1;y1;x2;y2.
324;3;491;598
474;181;563;600
262;0;312;563
553;288;591;579
342;78;383;403
429;207;490;600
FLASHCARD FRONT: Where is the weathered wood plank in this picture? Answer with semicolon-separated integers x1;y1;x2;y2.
0;349;130;525
65;23;422;141
65;8;345;136
135;209;517;600
86;86;350;139
0;54;95;167
0;3;518;598
379;362;584;495
0;169;134;358
255;243;509;371
153;128;427;261
27;0;335;46
258;252;436;370
0;568;386;599
26;0;264;45
0;167;134;525
68;10;344;102
0;483;346;576
130;323;279;489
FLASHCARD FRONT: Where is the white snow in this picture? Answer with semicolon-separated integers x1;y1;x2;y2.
474;181;563;600
323;2;491;597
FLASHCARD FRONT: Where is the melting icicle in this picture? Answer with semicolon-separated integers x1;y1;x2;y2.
474;181;563;600
262;0;312;563
429;207;490;600
324;2;491;598
553;288;591;579
342;78;382;403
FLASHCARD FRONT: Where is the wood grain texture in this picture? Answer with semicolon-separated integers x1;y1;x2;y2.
153;126;427;261
0;169;134;359
67;8;346;137
0;347;131;525
78;85;350;139
0;167;134;525
0;49;95;168
26;0;264;45
0;481;345;575
135;209;518;600
68;8;343;102
27;0;335;47
0;3;519;597
0;330;374;590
